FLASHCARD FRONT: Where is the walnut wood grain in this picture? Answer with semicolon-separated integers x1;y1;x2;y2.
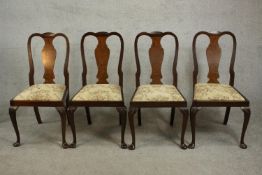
192;31;237;87
206;35;221;83
41;34;56;83
149;36;164;84
27;32;70;88
95;36;110;84
134;32;179;87
80;32;124;88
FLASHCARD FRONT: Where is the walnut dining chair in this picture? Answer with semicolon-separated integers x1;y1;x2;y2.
9;32;75;148
67;32;127;149
128;32;189;150
188;31;251;149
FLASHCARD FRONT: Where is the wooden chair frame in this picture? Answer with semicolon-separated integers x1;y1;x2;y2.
9;32;75;148
128;32;189;150
188;31;251;149
68;32;127;149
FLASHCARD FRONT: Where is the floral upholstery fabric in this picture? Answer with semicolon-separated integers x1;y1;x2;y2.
13;84;66;101
132;85;185;102
72;84;122;101
194;83;245;101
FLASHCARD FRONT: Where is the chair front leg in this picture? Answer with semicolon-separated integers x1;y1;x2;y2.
9;107;20;147
170;107;175;126
179;108;188;149
85;107;92;125
119;112;122;126
138;108;141;126
56;107;70;149
128;107;137;150
67;107;77;148
188;107;200;149
223;107;231;125
240;107;251;149
116;107;127;149
33;107;42;124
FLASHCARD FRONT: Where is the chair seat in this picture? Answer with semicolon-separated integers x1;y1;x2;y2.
72;84;122;101
132;85;185;102
13;84;66;101
194;83;245;102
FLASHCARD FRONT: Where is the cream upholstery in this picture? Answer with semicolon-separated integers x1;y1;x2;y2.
13;84;66;101
132;85;184;102
72;84;122;101
194;83;245;101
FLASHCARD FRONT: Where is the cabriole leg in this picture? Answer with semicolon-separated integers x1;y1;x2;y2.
67;107;77;148
119;112;122;126
9;107;20;147
116;107;127;149
56;107;70;149
188;107;200;149
179;108;188;149
128;107;137;150
138;108;141;126
240;107;251;149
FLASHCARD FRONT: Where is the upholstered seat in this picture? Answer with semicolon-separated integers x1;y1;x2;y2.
132;84;185;102
194;83;245;102
13;84;66;101
72;84;122;101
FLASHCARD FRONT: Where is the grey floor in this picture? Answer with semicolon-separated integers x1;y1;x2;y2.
0;105;261;175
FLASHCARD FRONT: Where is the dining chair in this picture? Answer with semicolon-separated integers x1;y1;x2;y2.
9;32;75;148
67;32;127;149
188;31;251;149
128;32;189;150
